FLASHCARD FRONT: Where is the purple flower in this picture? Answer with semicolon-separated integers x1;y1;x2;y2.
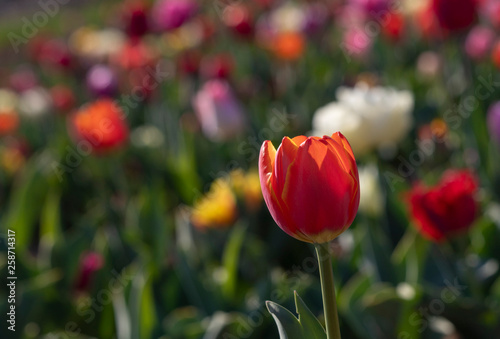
302;3;329;35
192;80;246;141
488;102;500;145
151;0;197;31
465;26;495;60
348;0;390;17
86;64;118;97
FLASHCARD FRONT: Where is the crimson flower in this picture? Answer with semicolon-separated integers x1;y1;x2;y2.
259;133;360;243
407;170;479;242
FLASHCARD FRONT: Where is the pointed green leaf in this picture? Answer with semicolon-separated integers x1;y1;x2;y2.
294;292;326;338
266;301;303;339
266;292;326;339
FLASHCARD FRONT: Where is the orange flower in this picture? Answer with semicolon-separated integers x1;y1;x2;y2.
259;132;360;243
0;111;19;135
272;32;305;61
69;99;129;153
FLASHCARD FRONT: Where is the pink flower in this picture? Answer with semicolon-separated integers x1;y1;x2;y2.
342;27;372;59
465;26;495;60
192;80;246;141
151;0;197;31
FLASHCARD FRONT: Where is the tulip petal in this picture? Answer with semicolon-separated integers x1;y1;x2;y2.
273;137;301;195
281;138;357;242
259;140;306;242
259;140;276;193
292;135;308;145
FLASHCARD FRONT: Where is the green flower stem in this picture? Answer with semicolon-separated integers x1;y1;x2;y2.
315;243;341;339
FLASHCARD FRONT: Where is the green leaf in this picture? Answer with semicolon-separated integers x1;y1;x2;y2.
392;228;430;284
222;223;247;299
266;300;304;339
2;153;50;251
294;292;327;338
266;292;326;339
337;274;373;339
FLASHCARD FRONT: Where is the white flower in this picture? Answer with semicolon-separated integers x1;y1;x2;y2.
358;164;384;217
270;3;305;33
312;102;372;155
18;87;52;118
312;83;414;156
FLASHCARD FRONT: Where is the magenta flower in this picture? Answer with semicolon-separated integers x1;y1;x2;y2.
465;26;495;60
74;252;104;293
152;0;197;31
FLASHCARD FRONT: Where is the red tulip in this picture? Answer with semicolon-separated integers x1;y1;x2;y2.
69;99;129;153
407;170;479;242
431;0;477;32
259;133;360;243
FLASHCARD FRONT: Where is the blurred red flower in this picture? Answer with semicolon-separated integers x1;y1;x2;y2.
51;85;76;113
382;12;405;42
122;1;149;38
431;0;477;32
74;252;104;293
259;133;360;244
69;99;129;153
200;54;234;79
407;170;479;242
222;3;254;37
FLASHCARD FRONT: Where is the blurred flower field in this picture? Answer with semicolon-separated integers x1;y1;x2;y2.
1;0;500;338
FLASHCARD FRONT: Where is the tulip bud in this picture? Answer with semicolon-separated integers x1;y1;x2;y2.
407;170;479;242
259;133;360;243
69;99;129;153
192;80;245;141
